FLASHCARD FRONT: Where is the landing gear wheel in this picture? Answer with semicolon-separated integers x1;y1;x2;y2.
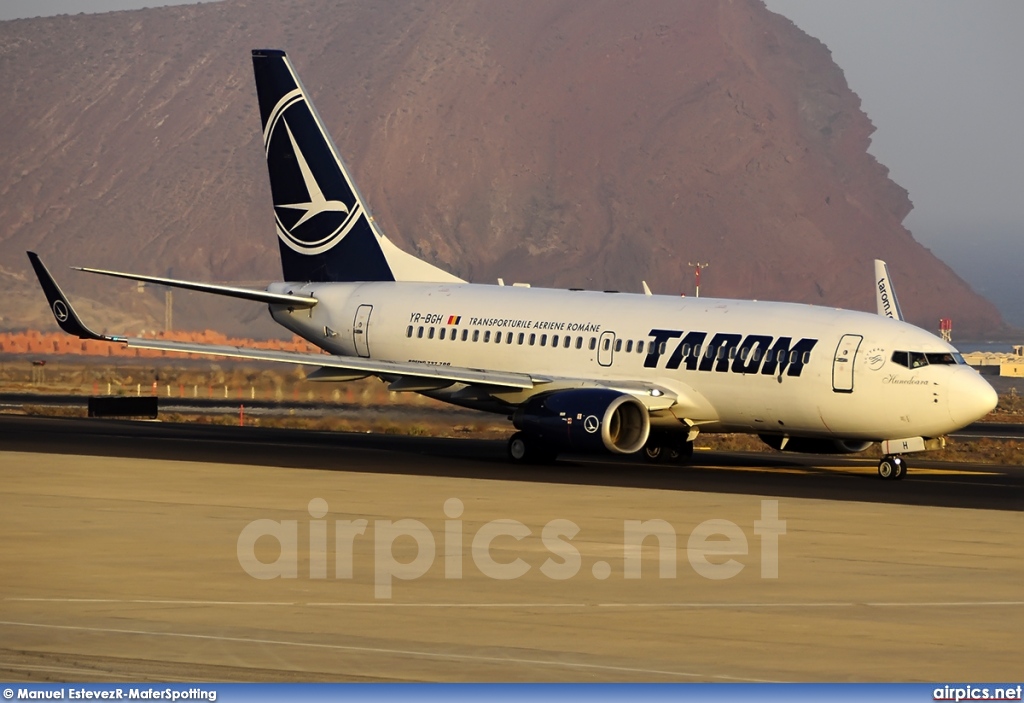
674;440;694;464
878;455;906;481
507;432;557;464
508;432;530;462
642;440;667;463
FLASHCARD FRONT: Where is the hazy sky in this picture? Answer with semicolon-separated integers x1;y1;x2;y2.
0;1;219;21
4;1;1023;326
764;1;1024;328
764;1;1024;242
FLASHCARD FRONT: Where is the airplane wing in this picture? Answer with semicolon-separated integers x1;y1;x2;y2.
28;252;537;390
29;252;686;407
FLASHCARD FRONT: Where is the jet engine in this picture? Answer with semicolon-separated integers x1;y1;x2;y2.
512;389;650;454
759;435;873;454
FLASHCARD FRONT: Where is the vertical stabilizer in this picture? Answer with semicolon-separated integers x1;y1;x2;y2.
251;49;463;284
874;259;904;321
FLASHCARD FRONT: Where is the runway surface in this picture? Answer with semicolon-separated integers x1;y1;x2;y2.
1;415;1022;682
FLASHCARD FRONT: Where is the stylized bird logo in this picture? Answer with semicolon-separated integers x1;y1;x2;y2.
276;118;350;228
52;300;69;322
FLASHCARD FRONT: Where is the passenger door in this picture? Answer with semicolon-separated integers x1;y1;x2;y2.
832;334;863;393
353;304;373;358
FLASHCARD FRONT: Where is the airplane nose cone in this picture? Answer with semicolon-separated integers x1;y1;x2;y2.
947;369;998;429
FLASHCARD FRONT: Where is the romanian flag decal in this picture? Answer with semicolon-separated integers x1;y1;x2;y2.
447;315;461;325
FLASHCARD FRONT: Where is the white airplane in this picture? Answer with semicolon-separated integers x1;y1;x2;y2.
28;49;997;480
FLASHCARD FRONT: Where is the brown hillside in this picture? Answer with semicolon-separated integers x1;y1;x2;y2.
0;0;1004;337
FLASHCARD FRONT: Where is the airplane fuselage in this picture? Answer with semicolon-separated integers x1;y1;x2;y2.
267;281;994;443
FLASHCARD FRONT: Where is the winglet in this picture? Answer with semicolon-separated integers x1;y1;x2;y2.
874;259;904;321
26;252;120;341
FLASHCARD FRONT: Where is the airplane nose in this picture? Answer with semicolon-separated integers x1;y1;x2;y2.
947;369;998;429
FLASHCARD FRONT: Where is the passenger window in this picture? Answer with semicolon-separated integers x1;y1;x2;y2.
614;339;622;352
428;327;435;339
506;332;513;344
603;338;610;351
540;334;547;346
693;344;701;358
789;350;798;364
728;347;737;360
658;341;667;355
625;340;633;353
739;347;749;361
461;329;469;342
637;340;644;354
589;338;597;351
802;351;811;364
529;333;536;345
439;328;446;340
417;326;424;338
517;333;525;345
564;336;571;349
575;337;583;349
484;331;491;343
753;348;762;362
472;330;480;342
406;326;413;338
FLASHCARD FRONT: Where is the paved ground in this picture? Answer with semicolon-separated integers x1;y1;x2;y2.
0;416;1021;681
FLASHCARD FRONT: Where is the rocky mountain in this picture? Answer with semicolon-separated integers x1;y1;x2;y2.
0;0;1005;337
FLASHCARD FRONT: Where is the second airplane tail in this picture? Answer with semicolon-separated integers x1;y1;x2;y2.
252;49;462;285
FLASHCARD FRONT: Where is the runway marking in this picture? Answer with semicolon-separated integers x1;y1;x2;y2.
6;598;297;606
7;597;1023;608
0;620;770;682
0;663;126;680
0;662;195;682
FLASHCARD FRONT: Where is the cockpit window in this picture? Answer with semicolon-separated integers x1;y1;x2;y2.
891;350;963;368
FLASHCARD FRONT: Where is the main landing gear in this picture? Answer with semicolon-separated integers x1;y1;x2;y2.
877;455;907;481
507;431;557;464
642;433;694;464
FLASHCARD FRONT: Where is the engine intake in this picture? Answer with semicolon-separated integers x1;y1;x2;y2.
513;389;650;455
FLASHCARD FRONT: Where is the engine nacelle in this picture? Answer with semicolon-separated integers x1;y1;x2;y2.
759;435;873;454
512;389;650;454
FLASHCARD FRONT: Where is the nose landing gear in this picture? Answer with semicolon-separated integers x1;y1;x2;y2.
877;455;906;480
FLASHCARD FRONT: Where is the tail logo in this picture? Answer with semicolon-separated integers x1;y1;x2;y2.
265;91;361;255
52;300;69;323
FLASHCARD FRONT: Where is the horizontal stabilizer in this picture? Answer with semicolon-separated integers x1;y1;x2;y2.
74;266;318;308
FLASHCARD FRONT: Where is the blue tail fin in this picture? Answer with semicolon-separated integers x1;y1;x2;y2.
251;49;461;284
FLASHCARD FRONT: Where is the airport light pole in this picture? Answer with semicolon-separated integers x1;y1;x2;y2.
689;262;709;298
